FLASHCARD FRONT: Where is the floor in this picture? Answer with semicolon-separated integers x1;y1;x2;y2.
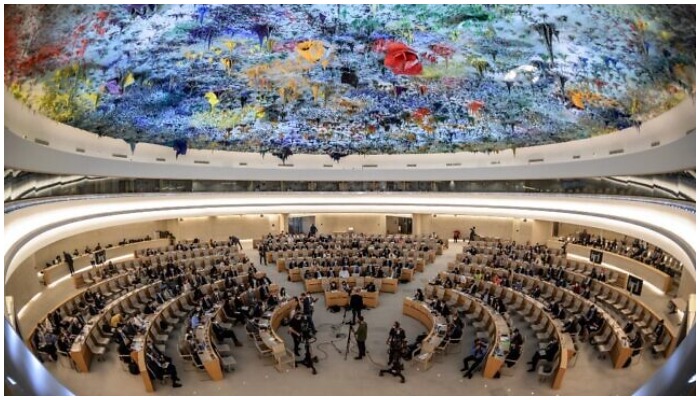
35;240;669;396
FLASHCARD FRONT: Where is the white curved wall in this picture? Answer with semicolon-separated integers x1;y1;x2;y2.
6;193;696;287
4;89;695;181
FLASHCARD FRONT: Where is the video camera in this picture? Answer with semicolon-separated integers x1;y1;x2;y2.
300;316;315;341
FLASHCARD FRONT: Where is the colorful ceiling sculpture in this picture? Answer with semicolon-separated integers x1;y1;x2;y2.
5;4;696;158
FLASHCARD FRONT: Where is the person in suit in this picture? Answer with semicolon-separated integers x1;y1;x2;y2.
505;343;522;368
63;252;74;275
301;293;317;334
146;345;182;388
527;338;559;371
212;321;243;347
461;338;488;378
349;288;364;325
510;328;524;347
354;316;368;360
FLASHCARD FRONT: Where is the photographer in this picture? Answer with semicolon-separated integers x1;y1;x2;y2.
349;288;363;325
288;313;305;357
386;322;406;363
301;293;318;335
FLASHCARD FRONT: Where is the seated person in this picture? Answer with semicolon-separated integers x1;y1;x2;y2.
404;332;429;359
562;315;581;335
190;312;203;328
329;281;339;291
146;346;183;388
413;288;425;302
461;338;488;379
527;338;559;371
338;267;350;279
510;328;524;347
441;322;463;346
493;298;507;314
36;330;58;361
212;320;243;347
143;302;156;315
365;281;377;292
504;342;523;368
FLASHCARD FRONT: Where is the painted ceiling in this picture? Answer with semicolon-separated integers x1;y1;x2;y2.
5;4;696;159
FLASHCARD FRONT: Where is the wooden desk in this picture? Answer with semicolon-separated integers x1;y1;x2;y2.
325;290;349;308
565;243;672;293
442;269;572;389
138;291;192;392
305;278;323;293
40;239;170;286
381;278;398;294
362;291;379;308
277;258;287;272
196;324;224;381
402;298;445;370
400;268;414;282
259;299;297;371
288;268;303;282
70;282;158;372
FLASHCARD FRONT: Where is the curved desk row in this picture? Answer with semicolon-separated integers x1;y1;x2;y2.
304;277;395;308
277;256;426;274
458;244;620;286
137;291;194;392
441;288;510;378
563;242;674;293
28;272;132;344
40;239;170;285
134;242;240;258
259;299;298;372
323;289;379;309
452;246;678;357
447;264;633;368
402;298;446;371
520;258;676;358
436;271;573;389
288;265;413;284
71;282;159;372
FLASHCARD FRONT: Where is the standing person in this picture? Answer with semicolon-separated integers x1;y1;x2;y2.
386;321;406;363
301;293;317;334
354;316;367;360
288;313;304;357
63;252;74;275
349;288;363;325
469;227;477;241
258;243;267;266
309;224;318;237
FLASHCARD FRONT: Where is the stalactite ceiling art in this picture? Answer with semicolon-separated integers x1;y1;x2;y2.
5;4;696;157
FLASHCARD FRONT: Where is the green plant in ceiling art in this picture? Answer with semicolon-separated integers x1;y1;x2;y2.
4;4;695;158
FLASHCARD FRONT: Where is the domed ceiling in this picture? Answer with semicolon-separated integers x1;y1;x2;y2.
5;4;696;158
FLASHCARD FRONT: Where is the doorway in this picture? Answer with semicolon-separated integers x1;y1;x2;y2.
288;216;315;235
386;216;413;235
